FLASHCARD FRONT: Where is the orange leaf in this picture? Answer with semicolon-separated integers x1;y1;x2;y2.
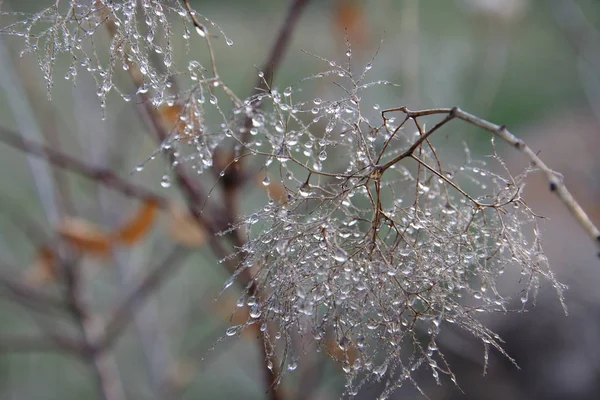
167;203;207;247
326;333;360;365
24;246;57;286
333;0;369;50
114;199;159;245
58;217;112;256
158;103;187;136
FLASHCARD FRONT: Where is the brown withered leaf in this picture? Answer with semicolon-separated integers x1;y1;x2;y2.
114;199;159;245
333;0;369;50
167;203;207;247
326;332;360;365
23;246;57;286
158;103;185;133
57;217;112;257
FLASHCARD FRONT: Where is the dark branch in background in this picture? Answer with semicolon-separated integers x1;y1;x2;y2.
61;257;123;400
222;1;313;397
0;335;84;354
180;1;312;398
253;0;311;96
0;125;169;209
97;247;189;350
0;271;67;315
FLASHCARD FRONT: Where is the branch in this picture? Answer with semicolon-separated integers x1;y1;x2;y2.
0;270;67;314
96;247;189;351
0;335;84;354
0;125;170;209
382;106;600;253
62;257;125;400
254;0;312;96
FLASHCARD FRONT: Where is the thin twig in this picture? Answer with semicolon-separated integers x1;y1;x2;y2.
381;106;600;252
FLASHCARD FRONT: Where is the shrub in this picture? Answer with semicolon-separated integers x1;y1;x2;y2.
1;0;598;398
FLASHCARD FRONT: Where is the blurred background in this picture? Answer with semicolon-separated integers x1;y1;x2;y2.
1;0;600;399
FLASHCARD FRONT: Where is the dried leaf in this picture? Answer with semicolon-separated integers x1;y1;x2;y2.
114;199;159;245
57;217;111;256
326;333;359;365
158;103;188;136
333;0;369;49
167;203;206;247
23;246;57;286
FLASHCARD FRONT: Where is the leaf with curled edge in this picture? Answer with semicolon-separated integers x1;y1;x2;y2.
57;217;112;256
114;199;159;245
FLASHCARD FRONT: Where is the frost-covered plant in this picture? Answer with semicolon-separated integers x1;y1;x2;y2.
2;0;599;398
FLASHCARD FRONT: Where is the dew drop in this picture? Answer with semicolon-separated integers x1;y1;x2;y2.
195;25;206;37
225;325;242;336
249;304;262;319
209;95;217;105
160;174;171;188
333;248;348;262
262;176;271;186
226;38;233;46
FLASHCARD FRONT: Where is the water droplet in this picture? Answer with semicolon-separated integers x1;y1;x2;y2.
160;175;171;188
195;25;206;37
249;304;262;319
333;248;348;262
225;325;242;336
313;98;322;105
365;62;372;71
258;71;264;78
346;49;352;57
209;95;217;105
226;38;233;46
252;114;264;127
283;87;292;97
318;150;327;161
287;361;298;371
298;183;310;197
135;164;144;172
262;176;271;186
276;239;288;255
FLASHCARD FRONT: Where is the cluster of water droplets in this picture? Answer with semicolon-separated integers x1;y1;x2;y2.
220;54;564;396
1;0;233;119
